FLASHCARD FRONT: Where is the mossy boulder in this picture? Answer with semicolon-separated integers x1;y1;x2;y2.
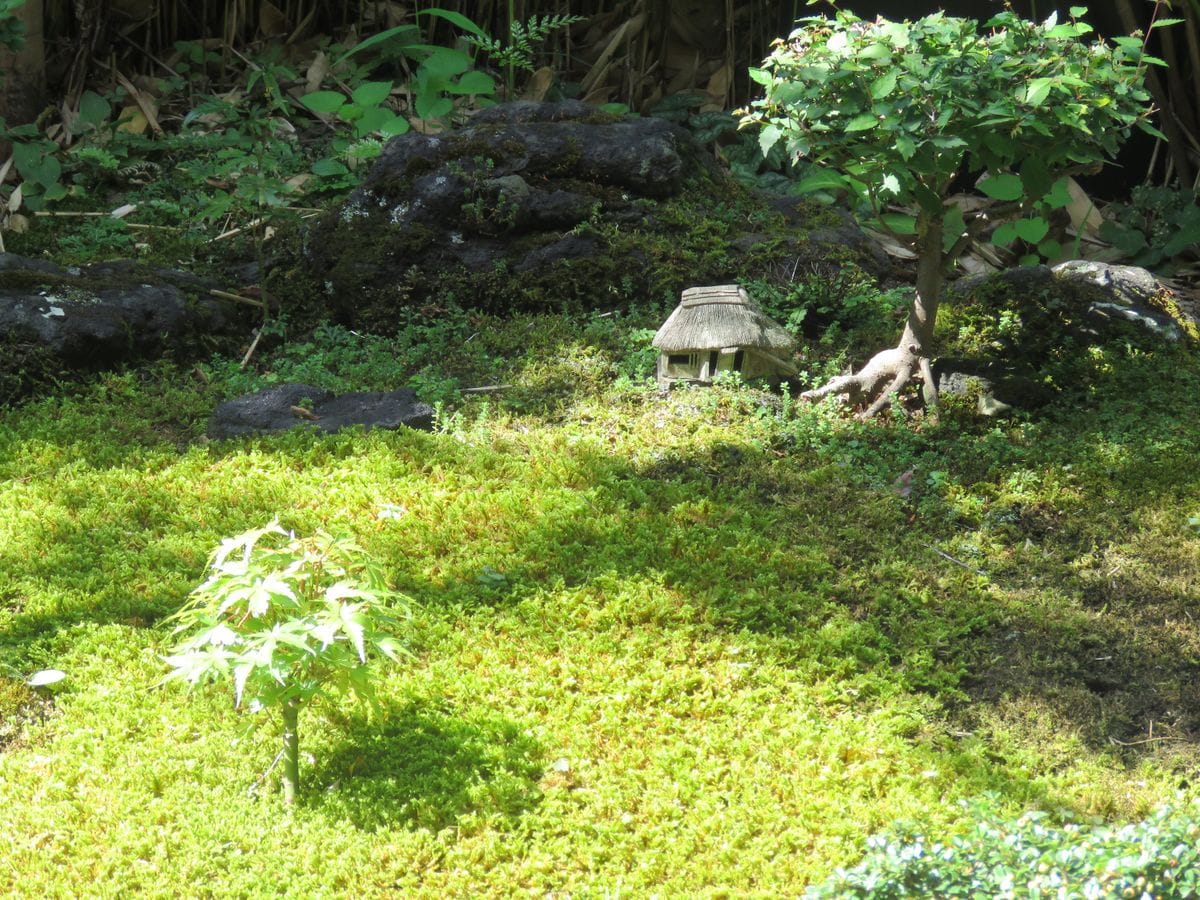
0;254;242;404
295;101;887;332
935;260;1196;413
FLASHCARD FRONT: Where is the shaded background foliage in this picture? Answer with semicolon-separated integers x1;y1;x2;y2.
1;0;1193;194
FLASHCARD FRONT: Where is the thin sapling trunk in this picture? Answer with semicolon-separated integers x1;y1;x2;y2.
281;699;300;805
801;214;945;418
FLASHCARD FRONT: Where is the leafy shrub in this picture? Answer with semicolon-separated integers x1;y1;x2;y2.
750;274;909;339
807;799;1200;898
162;522;410;803
1099;185;1200;269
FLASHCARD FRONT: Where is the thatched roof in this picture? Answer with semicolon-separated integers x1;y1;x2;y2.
652;285;797;353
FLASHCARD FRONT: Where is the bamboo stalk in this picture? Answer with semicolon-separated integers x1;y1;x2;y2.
1114;0;1196;187
210;288;268;309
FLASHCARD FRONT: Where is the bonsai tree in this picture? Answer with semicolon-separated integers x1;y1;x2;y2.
163;522;409;804
742;3;1165;418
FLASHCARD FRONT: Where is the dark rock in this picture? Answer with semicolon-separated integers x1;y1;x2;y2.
515;234;604;273
299;101;882;329
937;260;1195;415
956;262;1186;343
468;100;594;124
1053;260;1185;341
933;359;1052;417
208;383;434;439
0;253;237;401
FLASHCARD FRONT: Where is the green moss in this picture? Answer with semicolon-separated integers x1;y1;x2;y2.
0;676;46;751
1151;290;1200;343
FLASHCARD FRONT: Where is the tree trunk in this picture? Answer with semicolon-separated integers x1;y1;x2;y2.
801;213;945;419
0;0;45;126
281;699;300;805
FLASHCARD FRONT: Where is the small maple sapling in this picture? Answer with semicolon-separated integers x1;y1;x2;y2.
163;522;409;804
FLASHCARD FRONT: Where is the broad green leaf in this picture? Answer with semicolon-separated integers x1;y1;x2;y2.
1037;238;1063;259
415;92;454;121
1150;18;1185;29
351;81;393;107
929;136;966;150
1012;216;1050;244
299;90;346;114
416;7;488;39
895;134;917;161
978;173;1024;201
77;90;111;130
1069;6;1088;17
880;212;916;235
1042;177;1072;210
311;158;349;177
992;222;1018;247
794;168;849;194
12;142;59;186
870;71;898;100
1136;120;1168;141
1162;222;1200;257
845;113;878;132
353;106;393;136
378;114;410;137
748;67;770;86
1047;23;1091;38
758;124;782;157
417;46;473;78
337;103;364;124
452;70;496;96
1024;78;1054;107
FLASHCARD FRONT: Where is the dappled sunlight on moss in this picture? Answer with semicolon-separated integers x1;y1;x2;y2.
0;310;1198;893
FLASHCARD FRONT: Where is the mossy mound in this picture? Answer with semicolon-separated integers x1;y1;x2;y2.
935;262;1195;411
282;101;889;333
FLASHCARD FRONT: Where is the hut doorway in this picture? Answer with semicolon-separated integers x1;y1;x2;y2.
716;350;745;374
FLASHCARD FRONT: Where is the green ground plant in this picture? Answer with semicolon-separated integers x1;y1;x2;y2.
1099;184;1200;269
807;797;1200;897
162;522;410;804
0;294;1197;892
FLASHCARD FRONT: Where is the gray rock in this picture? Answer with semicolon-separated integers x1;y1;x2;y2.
303;101;889;327
208;383;434;439
0;254;235;396
1053;260;1184;341
307;102;694;322
954;262;1189;344
933;359;1052;417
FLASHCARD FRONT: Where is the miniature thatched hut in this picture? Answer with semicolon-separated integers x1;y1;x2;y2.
652;284;798;388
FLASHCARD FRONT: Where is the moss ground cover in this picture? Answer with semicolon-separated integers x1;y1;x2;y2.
0;310;1198;895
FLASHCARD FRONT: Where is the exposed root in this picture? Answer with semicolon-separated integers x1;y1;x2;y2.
801;345;938;420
